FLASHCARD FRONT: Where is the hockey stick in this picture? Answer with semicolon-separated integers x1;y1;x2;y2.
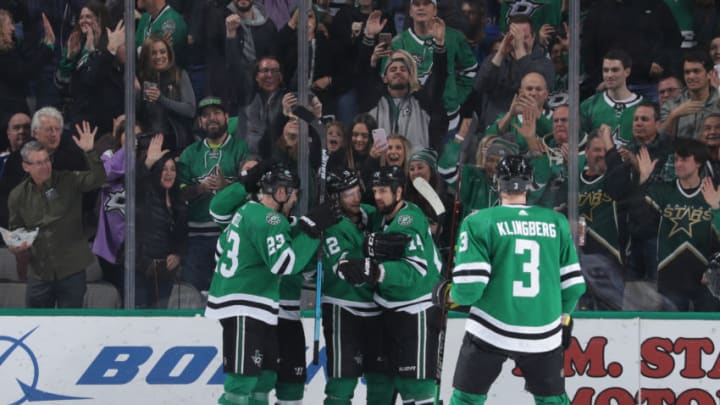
434;147;465;405
294;105;329;365
412;177;446;217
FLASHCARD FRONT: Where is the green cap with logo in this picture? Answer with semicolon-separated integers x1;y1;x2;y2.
198;96;226;113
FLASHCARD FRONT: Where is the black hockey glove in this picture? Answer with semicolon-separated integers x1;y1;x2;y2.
561;314;573;349
239;160;273;194
431;279;458;310
363;232;411;260
299;201;340;238
337;258;383;286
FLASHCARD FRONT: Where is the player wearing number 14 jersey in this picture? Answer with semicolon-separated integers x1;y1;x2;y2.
438;155;585;405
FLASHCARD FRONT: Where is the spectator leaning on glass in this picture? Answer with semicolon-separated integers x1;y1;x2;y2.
7;122;106;308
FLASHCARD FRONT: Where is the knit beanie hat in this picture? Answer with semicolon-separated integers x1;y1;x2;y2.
410;148;438;172
486;136;519;158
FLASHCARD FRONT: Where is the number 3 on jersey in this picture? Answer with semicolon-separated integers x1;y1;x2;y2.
219;230;241;277
513;239;539;297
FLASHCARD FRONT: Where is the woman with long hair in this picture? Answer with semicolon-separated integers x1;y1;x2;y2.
137;35;196;151
136;134;188;308
55;0;124;135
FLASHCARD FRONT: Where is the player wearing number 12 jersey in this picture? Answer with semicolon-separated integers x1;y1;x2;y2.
441;155;585;405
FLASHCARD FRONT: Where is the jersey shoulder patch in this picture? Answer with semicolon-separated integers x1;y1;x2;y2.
397;214;414;226
265;212;282;226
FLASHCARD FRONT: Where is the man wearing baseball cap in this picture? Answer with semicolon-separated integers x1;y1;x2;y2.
176;96;249;292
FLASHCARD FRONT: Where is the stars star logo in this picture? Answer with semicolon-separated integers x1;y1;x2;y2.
507;0;543;20
666;206;703;239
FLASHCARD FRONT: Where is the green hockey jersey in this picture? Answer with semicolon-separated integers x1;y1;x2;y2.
645;181;719;293
204;201;319;324
450;204;585;353
387;27;477;114
372;202;443;313
580;91;642;145
135;5;188;57
178;136;248;236
321;204;381;316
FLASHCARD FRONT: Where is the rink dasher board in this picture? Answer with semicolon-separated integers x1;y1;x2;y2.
1;315;720;404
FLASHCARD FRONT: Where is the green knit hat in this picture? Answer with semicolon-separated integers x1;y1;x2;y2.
410;148;438;171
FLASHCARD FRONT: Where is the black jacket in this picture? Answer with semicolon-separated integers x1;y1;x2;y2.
136;155;188;263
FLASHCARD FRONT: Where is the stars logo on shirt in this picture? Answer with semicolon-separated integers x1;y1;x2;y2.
266;213;281;225
508;0;543;19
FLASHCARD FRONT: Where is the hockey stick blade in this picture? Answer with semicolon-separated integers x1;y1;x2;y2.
413;177;446;216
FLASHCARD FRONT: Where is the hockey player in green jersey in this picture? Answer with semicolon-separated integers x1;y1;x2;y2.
434;155;585;405
337;166;443;405
205;163;338;405
321;168;408;405
580;50;642;146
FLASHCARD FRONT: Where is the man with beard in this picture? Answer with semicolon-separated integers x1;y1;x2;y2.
378;0;477;140
367;44;447;150
337;166;442;405
321;169;409;404
177;96;248;292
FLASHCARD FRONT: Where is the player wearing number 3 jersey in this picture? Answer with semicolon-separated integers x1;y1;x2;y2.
438;155;586;405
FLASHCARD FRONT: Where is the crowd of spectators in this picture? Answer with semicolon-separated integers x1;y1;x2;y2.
3;0;720;312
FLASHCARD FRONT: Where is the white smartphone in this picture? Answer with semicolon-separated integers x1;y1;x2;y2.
372;128;388;151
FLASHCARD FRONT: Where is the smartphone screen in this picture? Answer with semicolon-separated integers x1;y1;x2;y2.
372;128;388;151
379;32;392;45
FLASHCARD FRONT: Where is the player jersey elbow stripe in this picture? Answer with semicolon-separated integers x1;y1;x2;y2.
270;249;296;275
453;263;491;274
560;263;581;276
210;210;233;222
453;269;490;284
404;256;428;276
561;277;585;289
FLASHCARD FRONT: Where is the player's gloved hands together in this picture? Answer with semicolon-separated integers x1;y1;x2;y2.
561;314;573;349
337;258;383;285
239;160;273;193
299;201;340;238
431;279;458;310
363;232;411;260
